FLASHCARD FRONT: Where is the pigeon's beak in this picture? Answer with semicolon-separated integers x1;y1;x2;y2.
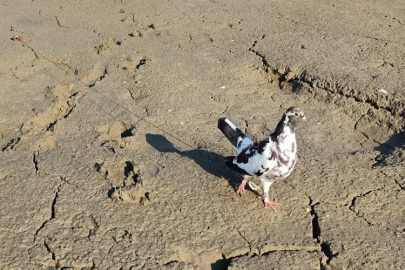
302;115;307;122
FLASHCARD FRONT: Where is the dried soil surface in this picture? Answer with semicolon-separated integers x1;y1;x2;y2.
1;0;404;269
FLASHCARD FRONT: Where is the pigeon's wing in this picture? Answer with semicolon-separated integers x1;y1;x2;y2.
218;117;253;153
225;156;251;176
227;139;277;176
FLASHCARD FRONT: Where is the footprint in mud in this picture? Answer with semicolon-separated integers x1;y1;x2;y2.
94;38;121;55
95;160;155;205
109;186;151;205
119;55;147;72
95;122;136;150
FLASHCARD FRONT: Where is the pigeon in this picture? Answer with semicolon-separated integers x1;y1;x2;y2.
217;107;307;211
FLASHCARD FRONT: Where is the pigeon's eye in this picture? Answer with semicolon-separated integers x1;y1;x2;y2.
294;113;299;116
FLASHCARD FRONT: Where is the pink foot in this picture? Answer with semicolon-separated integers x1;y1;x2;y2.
263;197;278;212
237;178;249;196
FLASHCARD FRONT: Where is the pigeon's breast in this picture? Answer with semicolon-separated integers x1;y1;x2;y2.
263;152;296;180
263;134;297;180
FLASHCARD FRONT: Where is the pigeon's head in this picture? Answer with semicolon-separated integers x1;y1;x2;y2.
285;107;307;124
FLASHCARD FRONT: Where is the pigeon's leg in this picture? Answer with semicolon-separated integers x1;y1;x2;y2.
237;177;250;196
261;180;278;212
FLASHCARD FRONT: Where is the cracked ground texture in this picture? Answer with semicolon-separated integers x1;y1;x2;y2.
1;0;404;269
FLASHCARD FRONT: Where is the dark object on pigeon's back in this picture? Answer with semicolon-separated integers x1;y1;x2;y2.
217;107;307;211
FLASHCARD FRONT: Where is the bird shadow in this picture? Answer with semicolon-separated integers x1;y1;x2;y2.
145;133;241;189
373;131;405;167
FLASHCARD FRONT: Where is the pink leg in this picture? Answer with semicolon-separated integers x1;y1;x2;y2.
237;177;249;196
263;196;278;212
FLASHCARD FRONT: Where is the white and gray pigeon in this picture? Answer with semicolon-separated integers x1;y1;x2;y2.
217;107;307;211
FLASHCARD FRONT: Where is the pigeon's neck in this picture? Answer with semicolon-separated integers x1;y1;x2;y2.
271;114;296;140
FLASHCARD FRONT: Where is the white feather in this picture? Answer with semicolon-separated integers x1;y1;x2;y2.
377;88;387;95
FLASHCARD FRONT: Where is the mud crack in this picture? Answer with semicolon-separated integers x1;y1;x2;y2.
43;234;95;269
55;16;68;28
216;246;322;270
381;171;405;191
28;46;39;60
249;46;270;73
248;34;266;52
127;88;136;100
308;197;337;268
1;137;21;151
248;40;405;134
347;187;384;226
44;238;59;268
33;151;39;173
236;228;252;254
33;177;68;241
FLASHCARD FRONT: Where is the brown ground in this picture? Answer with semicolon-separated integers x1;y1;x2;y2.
1;0;405;269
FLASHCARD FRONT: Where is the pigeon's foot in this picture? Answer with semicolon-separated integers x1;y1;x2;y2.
237;178;249;196
263;197;278;212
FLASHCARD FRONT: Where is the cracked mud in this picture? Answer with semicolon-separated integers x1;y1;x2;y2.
1;0;405;269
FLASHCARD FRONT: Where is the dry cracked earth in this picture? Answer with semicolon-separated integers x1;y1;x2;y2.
1;0;405;269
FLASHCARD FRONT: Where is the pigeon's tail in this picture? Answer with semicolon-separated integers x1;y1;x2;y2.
218;117;250;149
218;117;243;147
